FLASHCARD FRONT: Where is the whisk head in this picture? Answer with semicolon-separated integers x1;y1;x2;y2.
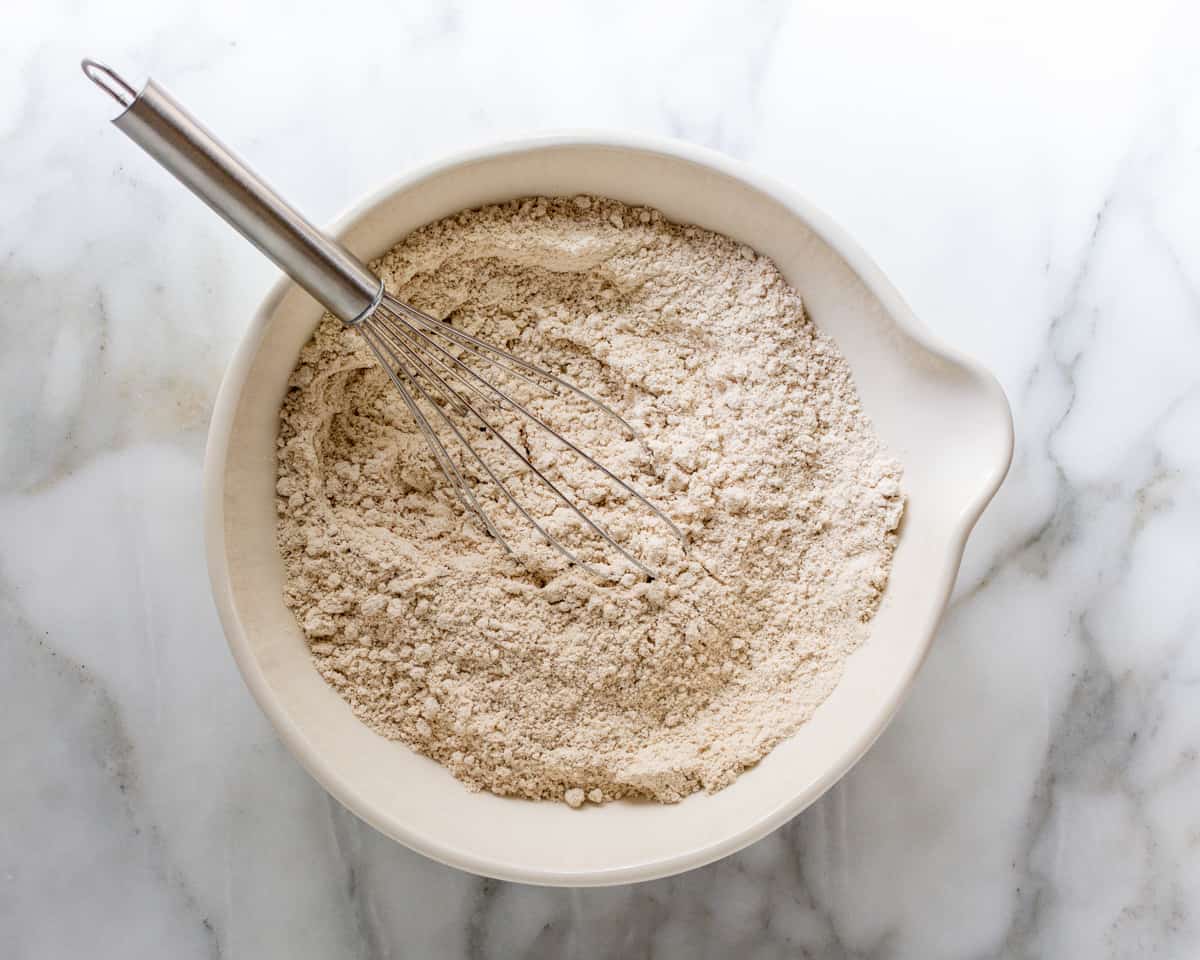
352;295;687;580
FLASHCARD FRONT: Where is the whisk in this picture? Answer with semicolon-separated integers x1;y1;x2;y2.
82;59;685;579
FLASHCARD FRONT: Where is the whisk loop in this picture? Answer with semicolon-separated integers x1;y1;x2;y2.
358;297;688;579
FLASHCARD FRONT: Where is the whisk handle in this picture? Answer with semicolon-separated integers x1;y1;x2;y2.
82;60;382;325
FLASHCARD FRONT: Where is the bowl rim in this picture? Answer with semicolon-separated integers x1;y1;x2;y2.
203;130;1014;885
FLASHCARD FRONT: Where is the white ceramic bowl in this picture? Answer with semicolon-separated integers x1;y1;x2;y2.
204;133;1013;886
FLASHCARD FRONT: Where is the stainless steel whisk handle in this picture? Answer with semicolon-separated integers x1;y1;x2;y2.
82;59;383;325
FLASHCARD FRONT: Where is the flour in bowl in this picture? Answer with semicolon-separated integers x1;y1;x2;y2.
275;196;903;804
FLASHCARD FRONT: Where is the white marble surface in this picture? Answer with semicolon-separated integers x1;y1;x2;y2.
3;0;1199;956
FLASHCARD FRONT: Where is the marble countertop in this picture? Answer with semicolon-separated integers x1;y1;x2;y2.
4;1;1199;956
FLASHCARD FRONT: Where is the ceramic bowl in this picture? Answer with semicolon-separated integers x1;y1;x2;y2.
204;133;1013;885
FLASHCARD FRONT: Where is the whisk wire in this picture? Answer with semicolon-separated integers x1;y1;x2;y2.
365;320;611;577
373;311;504;414
366;312;655;578
375;305;689;549
360;327;512;552
386;298;638;437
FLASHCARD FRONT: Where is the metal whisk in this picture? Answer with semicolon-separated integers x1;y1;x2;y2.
82;60;685;579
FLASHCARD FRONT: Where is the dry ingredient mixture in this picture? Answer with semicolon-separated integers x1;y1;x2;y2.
276;195;904;806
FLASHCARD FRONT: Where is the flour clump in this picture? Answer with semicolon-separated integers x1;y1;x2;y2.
275;196;904;804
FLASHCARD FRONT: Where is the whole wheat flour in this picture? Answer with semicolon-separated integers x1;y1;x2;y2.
275;196;904;805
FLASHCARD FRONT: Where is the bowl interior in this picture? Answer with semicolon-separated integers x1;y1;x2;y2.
207;138;1012;885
